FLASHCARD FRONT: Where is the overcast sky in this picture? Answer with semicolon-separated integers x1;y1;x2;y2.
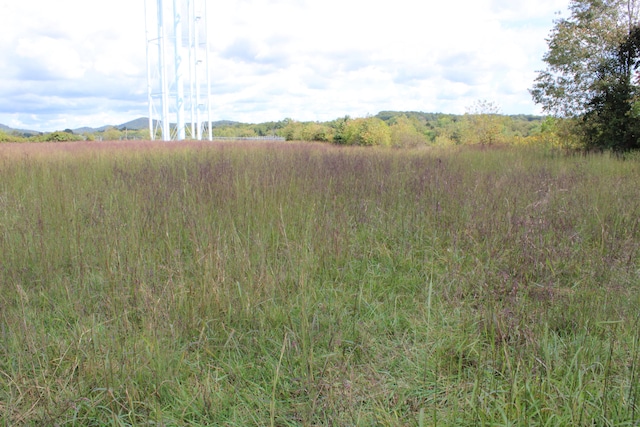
0;0;569;132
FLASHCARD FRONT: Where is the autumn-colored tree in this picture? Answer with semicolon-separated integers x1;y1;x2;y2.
281;120;333;141
464;100;504;145
389;115;427;147
339;117;391;146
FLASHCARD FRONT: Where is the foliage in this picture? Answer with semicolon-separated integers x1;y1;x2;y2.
376;111;437;142
2;111;552;147
101;126;123;141
430;116;459;145
388;115;428;147
0;129;31;143
336;116;391;146
376;111;543;147
213;124;258;138
531;0;639;117
463;100;505;145
212;120;287;139
1;142;640;424
41;130;84;142
582;26;640;149
253;120;288;137
524;116;584;150
281;119;334;142
531;0;640;150
0;130;14;142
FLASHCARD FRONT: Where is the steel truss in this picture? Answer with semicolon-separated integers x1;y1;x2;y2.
145;0;212;141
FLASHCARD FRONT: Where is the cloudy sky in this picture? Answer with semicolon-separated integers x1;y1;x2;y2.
0;0;569;132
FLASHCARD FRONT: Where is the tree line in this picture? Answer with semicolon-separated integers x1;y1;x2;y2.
1;111;555;147
276;110;554;147
0;127;150;143
202;109;558;148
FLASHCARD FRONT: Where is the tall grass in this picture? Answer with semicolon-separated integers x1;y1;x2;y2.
1;141;639;425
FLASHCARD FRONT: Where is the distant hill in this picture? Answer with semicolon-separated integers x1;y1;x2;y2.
0;123;40;136
117;117;152;131
1;118;246;136
71;126;100;134
115;118;241;131
210;120;242;128
71;118;242;134
72;118;152;134
71;118;151;134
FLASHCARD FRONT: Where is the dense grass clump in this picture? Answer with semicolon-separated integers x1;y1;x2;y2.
1;140;639;425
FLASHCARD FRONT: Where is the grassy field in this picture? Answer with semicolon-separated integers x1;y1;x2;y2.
1;140;639;426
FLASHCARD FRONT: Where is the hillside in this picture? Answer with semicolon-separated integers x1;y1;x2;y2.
0;123;41;137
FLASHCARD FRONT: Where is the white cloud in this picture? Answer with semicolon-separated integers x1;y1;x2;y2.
15;36;87;80
0;0;570;131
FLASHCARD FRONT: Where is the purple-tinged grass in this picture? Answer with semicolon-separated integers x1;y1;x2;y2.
0;141;639;425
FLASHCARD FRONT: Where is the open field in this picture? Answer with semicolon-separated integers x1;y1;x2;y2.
1;140;640;425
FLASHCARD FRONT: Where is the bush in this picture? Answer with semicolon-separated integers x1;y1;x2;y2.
43;131;84;142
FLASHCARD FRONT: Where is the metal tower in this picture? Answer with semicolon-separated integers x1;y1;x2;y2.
145;0;213;141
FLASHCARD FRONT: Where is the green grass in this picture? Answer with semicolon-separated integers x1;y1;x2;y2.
1;140;640;425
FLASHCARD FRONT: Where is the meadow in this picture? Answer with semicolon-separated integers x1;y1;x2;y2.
1;140;639;426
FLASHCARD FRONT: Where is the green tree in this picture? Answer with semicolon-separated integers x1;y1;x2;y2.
432;115;463;145
281;120;304;141
582;26;640;149
531;0;640;149
43;131;83;142
531;0;639;116
331;116;351;145
302;122;333;142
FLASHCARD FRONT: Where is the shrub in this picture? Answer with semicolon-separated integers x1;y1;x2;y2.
43;131;84;142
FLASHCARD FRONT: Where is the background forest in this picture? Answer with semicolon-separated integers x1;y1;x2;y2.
0;109;566;150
